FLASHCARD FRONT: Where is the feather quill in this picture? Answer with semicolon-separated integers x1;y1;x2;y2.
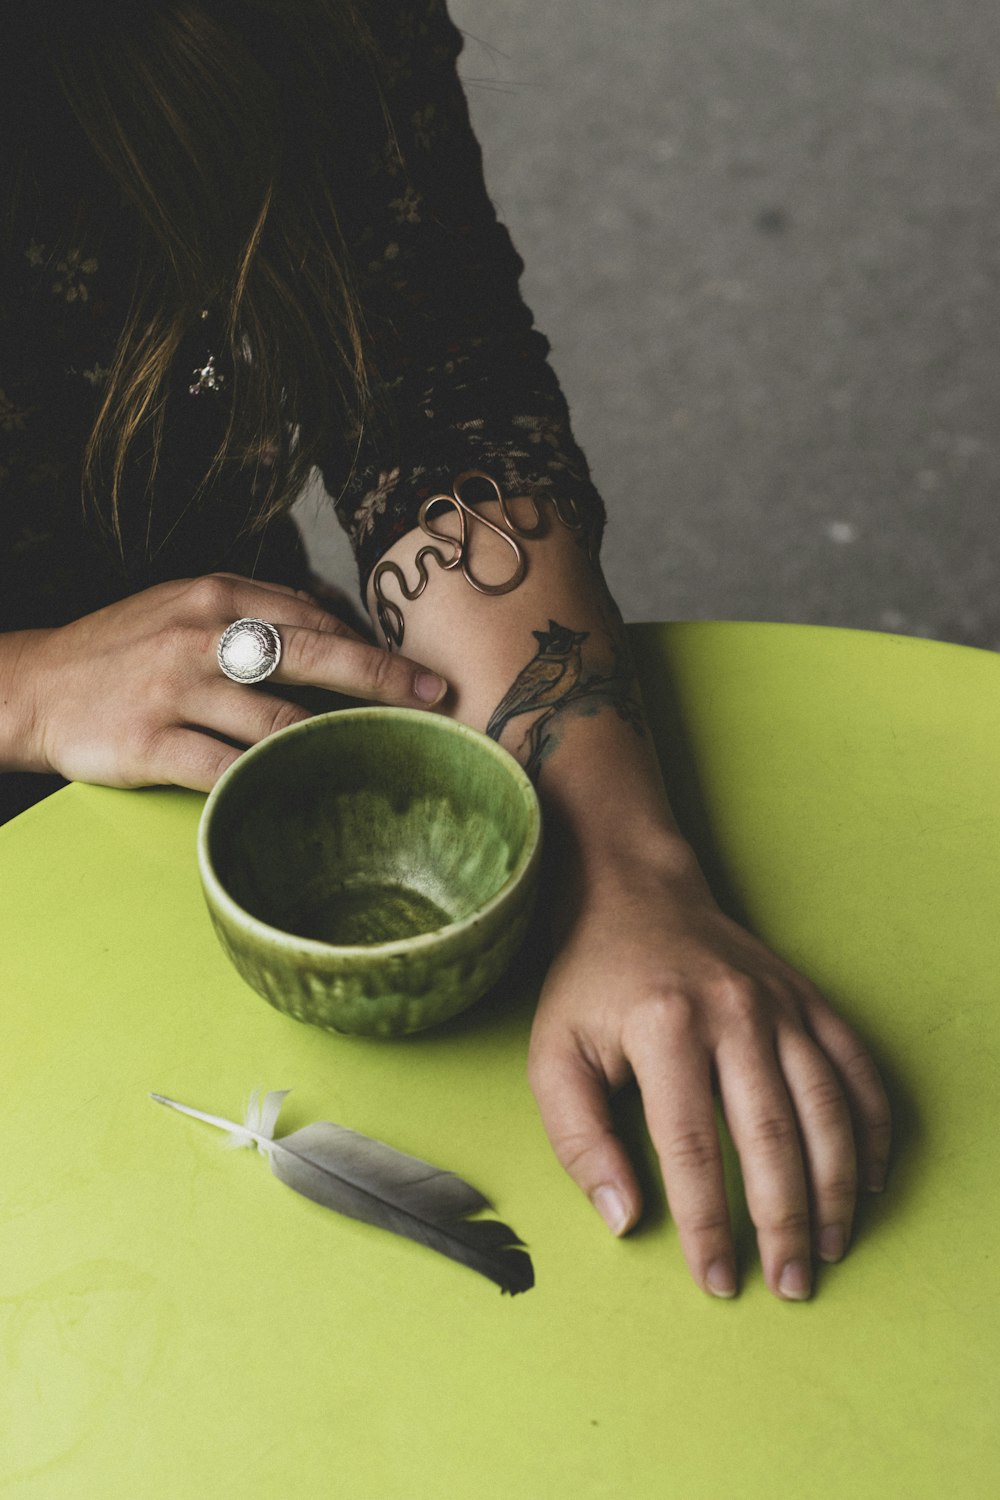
150;1090;534;1295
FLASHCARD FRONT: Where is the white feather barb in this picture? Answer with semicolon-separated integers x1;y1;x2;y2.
150;1090;534;1295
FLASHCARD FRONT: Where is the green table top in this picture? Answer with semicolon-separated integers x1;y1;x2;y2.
2;622;998;1499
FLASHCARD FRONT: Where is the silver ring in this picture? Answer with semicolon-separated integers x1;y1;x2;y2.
217;617;282;685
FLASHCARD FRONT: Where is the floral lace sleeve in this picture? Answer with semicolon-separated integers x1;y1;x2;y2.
325;0;606;590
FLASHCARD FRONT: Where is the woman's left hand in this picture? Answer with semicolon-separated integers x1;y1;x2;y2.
527;852;893;1301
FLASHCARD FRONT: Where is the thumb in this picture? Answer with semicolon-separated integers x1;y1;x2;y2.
528;1042;642;1236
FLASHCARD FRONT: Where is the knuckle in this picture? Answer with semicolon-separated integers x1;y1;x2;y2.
263;697;307;738
622;987;698;1047
682;1209;731;1238
322;614;358;640
866;1114;893;1144
759;1207;811;1237
553;1130;610;1182
714;974;764;1024
836;1048;893;1129
187;574;234;617
820;1171;858;1203
665;1128;721;1174
365;646;398;698
840;1045;882;1093
801;1073;850;1125
749;1113;799;1155
291;628;331;678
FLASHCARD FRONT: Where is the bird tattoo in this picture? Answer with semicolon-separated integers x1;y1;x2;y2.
485;621;590;742
486;617;645;780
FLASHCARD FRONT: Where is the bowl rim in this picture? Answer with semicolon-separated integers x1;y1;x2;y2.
197;706;542;958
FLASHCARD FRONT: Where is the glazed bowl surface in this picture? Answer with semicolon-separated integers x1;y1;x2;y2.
198;707;542;1036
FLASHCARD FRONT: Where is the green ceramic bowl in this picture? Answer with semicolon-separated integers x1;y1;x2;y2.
197;707;542;1037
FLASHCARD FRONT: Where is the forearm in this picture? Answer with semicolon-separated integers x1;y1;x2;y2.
365;501;709;902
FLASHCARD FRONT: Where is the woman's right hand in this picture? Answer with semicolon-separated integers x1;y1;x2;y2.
6;572;446;790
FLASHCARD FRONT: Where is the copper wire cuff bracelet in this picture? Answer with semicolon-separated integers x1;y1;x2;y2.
370;469;597;649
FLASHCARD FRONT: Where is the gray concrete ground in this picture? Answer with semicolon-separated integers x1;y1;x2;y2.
297;0;1000;649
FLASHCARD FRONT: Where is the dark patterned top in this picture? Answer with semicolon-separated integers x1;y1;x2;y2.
0;0;605;641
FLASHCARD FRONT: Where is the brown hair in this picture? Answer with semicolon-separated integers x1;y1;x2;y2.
8;0;391;548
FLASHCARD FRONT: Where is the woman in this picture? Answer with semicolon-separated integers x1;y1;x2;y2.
0;0;890;1300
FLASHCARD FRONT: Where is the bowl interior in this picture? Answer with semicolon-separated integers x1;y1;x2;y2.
204;710;539;947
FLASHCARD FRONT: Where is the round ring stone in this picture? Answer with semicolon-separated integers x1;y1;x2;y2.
218;618;282;685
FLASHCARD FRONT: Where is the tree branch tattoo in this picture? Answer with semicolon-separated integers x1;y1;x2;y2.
485;619;645;780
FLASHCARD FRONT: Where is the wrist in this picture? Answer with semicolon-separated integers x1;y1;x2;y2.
0;630;54;775
540;782;715;934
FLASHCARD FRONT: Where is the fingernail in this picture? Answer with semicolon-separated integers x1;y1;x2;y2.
818;1225;846;1264
414;672;446;705
591;1185;630;1236
865;1168;887;1193
778;1259;812;1301
706;1259;737;1299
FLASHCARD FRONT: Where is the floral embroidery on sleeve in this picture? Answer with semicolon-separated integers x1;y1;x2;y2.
50;249;99;303
351;466;402;544
0;389;28;432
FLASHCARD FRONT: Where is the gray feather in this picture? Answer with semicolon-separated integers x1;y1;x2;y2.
151;1090;534;1296
268;1122;534;1295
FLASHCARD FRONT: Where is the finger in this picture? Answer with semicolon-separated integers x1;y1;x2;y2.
798;989;893;1194
775;1027;858;1265
232;590;368;643
184;681;312;748
210;571;324;609
630;1018;738;1299
528;1043;643;1239
274;625;446;707
142;727;242;792
254;593;369;644
716;1026;813;1301
183;573;368;646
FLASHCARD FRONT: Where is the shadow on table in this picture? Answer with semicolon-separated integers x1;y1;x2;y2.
629;631;746;923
